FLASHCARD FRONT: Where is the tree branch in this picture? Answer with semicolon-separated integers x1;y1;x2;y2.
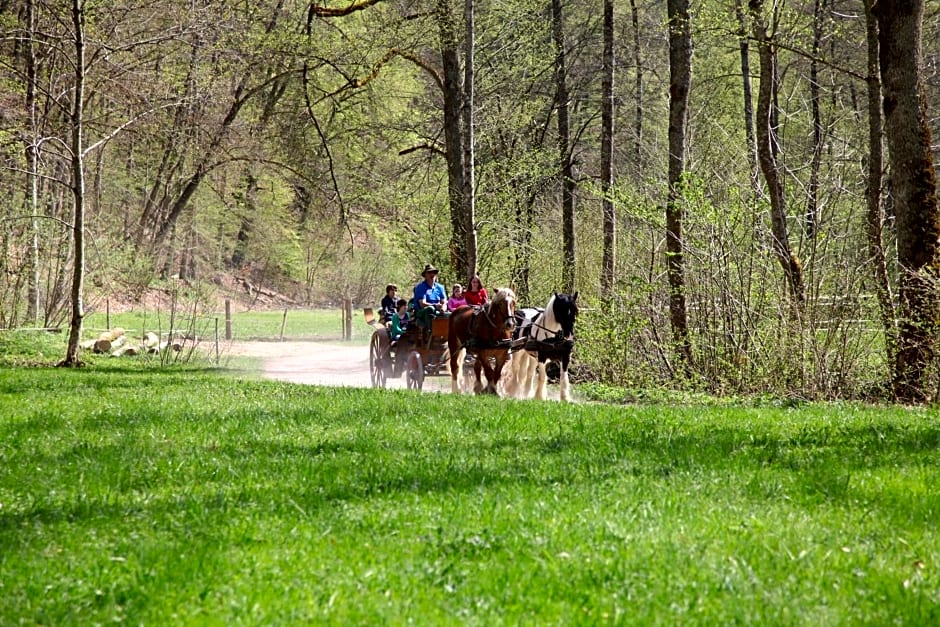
399;143;446;158
308;0;384;20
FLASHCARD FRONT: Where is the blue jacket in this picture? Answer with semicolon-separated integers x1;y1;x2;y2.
414;281;447;307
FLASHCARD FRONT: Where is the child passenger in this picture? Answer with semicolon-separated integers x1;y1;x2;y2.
447;284;467;311
379;284;398;323
389;298;410;341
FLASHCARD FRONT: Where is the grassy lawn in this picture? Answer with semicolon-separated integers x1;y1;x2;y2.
84;308;371;343
1;352;939;624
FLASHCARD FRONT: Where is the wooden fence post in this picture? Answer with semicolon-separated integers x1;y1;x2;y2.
343;298;352;340
224;299;232;340
280;308;288;341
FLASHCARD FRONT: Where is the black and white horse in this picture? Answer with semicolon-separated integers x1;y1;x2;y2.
504;292;579;401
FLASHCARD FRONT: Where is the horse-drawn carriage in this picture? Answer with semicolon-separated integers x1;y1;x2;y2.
365;309;451;390
365;289;580;400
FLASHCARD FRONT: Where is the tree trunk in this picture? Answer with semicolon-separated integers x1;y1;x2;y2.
873;0;940;402
62;0;87;366
512;191;538;304
600;0;615;300
734;0;759;195
863;0;897;369
629;0;642;172
805;0;824;238
666;0;693;370
25;0;41;325
751;0;805;304
461;0;477;278
552;0;576;294
437;0;467;279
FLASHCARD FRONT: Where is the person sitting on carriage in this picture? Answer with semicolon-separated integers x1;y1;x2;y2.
379;284;398;324
463;274;489;306
389;298;410;341
447;283;467;311
413;264;448;333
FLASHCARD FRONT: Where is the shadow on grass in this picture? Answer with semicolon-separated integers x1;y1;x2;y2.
3;404;939;535
0;364;249;394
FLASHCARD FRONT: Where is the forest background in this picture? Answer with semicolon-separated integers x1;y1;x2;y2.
0;0;938;401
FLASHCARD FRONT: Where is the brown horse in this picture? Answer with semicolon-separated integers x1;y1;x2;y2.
448;287;517;395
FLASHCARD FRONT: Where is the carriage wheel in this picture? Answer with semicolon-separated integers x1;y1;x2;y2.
406;351;425;390
369;331;389;388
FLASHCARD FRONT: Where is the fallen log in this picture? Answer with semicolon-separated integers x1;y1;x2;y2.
237;277;297;304
90;328;127;353
110;344;139;357
102;335;127;354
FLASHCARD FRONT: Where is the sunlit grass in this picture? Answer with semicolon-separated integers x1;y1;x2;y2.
1;366;938;624
83;308;371;343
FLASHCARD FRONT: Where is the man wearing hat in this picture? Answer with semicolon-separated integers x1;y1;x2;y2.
413;263;448;333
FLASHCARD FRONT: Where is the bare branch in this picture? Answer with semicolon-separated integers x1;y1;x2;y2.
399;143;446;158
82;101;183;156
308;0;384;19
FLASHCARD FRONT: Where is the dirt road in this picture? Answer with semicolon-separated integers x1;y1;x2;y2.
222;340;567;399
224;341;453;391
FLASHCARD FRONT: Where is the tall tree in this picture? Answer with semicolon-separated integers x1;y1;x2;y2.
666;0;692;369
600;0;615;299
436;0;469;278
24;0;40;324
734;0;759;193
804;0;825;237
61;0;87;366
628;0;643;171
552;0;576;294
863;0;896;369
873;0;940;402
750;0;805;303
461;0;477;278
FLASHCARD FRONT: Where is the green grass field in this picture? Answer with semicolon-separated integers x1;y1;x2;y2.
84;307;370;343
1;345;939;623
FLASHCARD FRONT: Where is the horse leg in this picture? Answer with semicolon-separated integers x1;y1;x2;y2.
473;357;485;394
501;352;517;396
449;341;462;394
535;358;549;400
479;352;499;395
559;354;572;401
492;354;508;396
513;350;533;398
525;353;539;398
460;350;475;393
504;352;527;397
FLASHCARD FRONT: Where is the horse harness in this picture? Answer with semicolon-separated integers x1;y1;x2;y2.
514;309;576;356
463;303;515;351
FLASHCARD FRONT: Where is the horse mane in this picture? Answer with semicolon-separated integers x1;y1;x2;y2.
533;292;578;341
485;287;515;314
533;294;559;341
490;287;515;306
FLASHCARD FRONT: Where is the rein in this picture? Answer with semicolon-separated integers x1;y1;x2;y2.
525;312;572;341
461;301;514;352
476;301;510;330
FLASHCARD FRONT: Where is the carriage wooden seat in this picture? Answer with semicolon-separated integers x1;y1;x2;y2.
364;307;385;330
430;315;450;339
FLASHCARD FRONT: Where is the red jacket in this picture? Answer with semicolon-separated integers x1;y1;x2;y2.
464;288;488;306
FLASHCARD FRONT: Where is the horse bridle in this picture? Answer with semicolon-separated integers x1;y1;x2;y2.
474;299;513;331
